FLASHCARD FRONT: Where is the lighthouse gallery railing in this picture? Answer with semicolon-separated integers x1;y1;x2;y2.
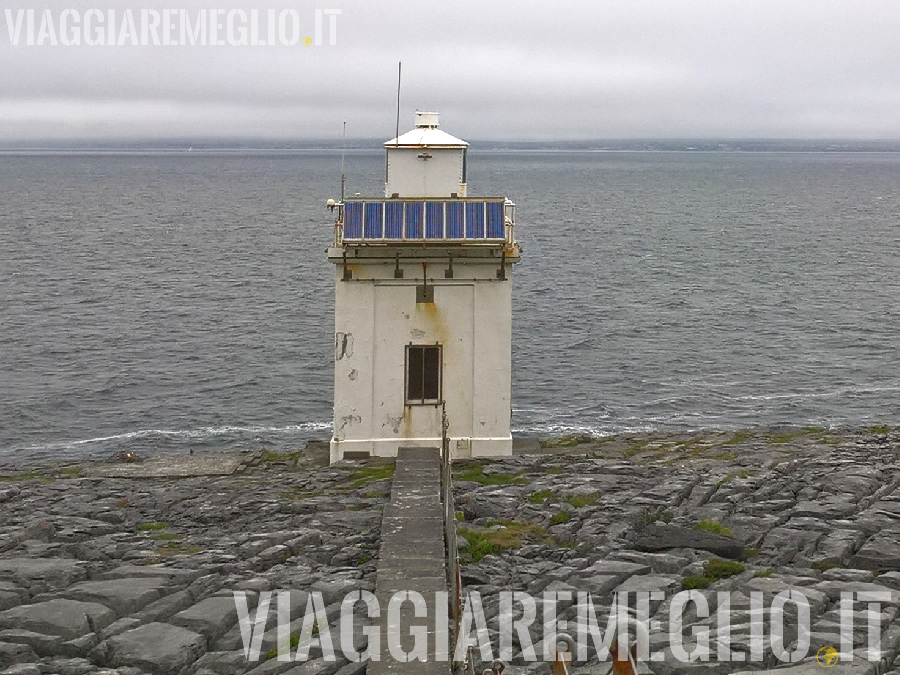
333;197;515;246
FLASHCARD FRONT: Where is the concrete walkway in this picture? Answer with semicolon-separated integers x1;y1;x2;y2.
368;447;451;675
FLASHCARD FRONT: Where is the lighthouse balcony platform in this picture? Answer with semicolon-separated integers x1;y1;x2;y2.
332;197;515;247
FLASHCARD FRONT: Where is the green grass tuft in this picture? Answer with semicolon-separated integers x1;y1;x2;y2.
682;559;745;590
741;547;760;561
723;430;754;445
265;630;311;659
458;529;503;563
459;520;546;562
529;489;557;504
754;569;774;578
346;463;395;489
694;519;733;536
563;492;600;508
624;439;651;457
454;465;528;486
549;512;571;526
811;560;844;571
154;542;203;557
704;559;745;580
0;471;45;482
768;430;804;445
539;435;580;448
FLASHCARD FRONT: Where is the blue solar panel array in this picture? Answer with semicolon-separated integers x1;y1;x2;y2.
342;200;507;241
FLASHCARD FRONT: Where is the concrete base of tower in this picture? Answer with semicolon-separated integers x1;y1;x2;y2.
329;435;512;463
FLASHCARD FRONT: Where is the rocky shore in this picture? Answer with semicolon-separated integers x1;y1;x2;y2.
0;444;383;675
1;425;899;674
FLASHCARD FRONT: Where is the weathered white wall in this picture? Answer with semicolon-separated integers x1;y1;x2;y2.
331;259;512;461
385;148;466;198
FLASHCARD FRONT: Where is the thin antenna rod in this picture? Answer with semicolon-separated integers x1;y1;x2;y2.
395;61;402;147
340;120;346;201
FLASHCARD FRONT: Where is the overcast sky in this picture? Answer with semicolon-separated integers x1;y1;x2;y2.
2;0;899;141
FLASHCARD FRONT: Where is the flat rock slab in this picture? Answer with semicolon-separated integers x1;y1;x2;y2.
0;641;37;669
582;560;652;581
59;577;170;616
172;595;239;643
0;591;21;612
613;574;681;596
37;657;96;675
0;558;87;592
92;621;206;674
83;452;244;478
0;598;115;640
95;564;203;584
0;630;60;657
193;649;254;674
849;531;900;572
631;523;745;560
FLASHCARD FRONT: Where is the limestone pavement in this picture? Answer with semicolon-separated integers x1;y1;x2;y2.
2;426;900;674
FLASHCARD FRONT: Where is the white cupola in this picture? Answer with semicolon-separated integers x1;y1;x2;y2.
383;111;468;198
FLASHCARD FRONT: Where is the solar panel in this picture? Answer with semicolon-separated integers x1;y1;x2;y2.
385;201;404;239
425;201;444;239
364;202;383;239
343;199;508;242
344;202;363;239
446;201;464;238
465;201;485;239
486;201;504;238
404;201;423;239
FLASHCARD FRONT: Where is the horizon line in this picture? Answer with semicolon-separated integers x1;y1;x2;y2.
2;136;900;148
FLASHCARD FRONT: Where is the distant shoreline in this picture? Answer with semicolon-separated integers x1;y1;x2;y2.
3;139;900;154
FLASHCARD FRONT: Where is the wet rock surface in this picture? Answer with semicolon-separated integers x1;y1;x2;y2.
452;426;900;674
0;445;385;674
1;426;900;674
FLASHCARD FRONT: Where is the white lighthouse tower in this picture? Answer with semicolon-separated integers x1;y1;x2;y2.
327;112;521;462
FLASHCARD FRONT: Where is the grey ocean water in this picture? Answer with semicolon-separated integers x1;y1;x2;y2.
2;149;899;463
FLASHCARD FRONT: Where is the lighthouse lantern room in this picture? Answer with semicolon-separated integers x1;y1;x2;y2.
327;112;521;462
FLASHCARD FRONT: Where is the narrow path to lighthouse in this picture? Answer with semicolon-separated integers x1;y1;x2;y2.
368;447;451;674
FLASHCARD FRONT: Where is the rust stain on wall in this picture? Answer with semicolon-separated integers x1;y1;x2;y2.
416;299;447;344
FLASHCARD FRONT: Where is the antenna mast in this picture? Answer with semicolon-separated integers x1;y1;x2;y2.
340;120;346;201
395;61;402;147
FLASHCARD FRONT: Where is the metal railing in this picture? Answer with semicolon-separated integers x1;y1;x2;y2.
441;404;507;675
332;197;516;247
440;403;461;669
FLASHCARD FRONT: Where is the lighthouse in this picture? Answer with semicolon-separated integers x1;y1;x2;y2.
327;112;521;462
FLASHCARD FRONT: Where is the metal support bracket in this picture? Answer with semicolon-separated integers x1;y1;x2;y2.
342;251;352;281
445;253;454;279
496;251;507;280
417;262;434;303
394;252;404;278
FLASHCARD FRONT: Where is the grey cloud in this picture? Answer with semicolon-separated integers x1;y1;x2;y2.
1;0;898;140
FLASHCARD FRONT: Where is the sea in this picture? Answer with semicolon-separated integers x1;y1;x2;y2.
2;145;899;464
